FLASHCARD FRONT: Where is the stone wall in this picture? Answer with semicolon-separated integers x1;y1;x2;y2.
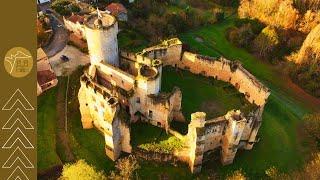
139;38;183;66
134;148;180;164
135;39;270;107
94;62;135;91
179;52;270;107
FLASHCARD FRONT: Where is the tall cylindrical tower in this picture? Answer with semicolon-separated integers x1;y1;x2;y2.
85;12;119;67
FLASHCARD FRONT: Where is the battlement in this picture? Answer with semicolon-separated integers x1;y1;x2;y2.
140;38;182;56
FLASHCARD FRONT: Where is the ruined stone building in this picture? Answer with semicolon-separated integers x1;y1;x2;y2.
78;11;270;173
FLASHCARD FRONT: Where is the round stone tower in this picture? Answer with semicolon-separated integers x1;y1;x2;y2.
84;11;119;67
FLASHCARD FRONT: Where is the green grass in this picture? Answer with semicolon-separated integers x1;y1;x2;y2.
178;17;314;178
37;87;62;171
162;67;253;121
131;123;183;153
131;122;171;146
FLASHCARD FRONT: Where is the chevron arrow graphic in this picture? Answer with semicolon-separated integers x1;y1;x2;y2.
2;128;34;149
2;108;34;130
2;147;34;168
7;166;29;180
2;89;34;111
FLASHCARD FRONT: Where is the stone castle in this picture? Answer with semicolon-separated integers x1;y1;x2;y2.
77;11;270;173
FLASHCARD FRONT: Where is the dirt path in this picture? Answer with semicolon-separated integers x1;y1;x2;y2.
283;74;320;111
56;78;75;162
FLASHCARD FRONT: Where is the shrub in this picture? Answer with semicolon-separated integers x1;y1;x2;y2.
226;170;247;180
139;136;184;153
109;155;140;180
60;160;107;180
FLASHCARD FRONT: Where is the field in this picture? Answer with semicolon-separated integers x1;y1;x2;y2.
37;16;318;179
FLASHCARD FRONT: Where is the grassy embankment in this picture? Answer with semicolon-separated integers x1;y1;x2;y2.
37;87;62;171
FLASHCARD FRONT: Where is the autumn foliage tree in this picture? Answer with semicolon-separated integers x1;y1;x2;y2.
253;26;280;58
239;0;299;30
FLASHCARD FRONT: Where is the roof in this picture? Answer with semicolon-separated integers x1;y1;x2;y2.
106;3;127;16
37;70;57;86
67;14;85;24
37;48;47;61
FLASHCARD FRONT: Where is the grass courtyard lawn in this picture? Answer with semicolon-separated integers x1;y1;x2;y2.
37;87;62;171
131;122;171;147
131;123;194;179
162;67;254;121
178;17;314;178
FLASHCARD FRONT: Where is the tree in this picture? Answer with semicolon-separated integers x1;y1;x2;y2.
59;160;107;180
238;0;299;29
253;26;280;58
298;10;320;33
296;23;320;64
109;155;140;180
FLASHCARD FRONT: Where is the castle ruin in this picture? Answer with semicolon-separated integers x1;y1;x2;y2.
77;11;270;173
